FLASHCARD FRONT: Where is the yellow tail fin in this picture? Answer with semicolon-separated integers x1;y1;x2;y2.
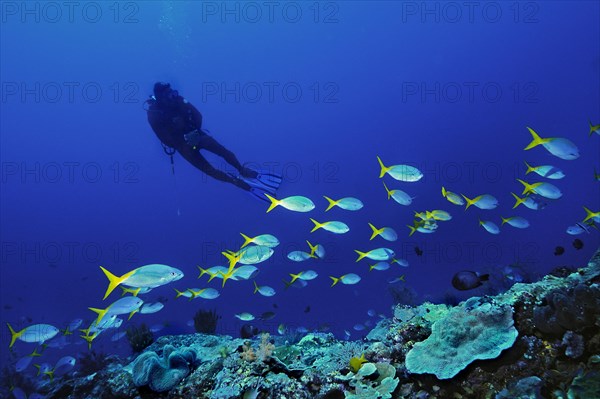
376;156;388;178
382;182;392;199
524;161;536;174
306;240;319;258
88;307;109;326
253;281;260;294
441;186;447;197
589;120;599;136
80;331;98;350
323;196;337;211
511;192;525;209
583;206;599;223
7;323;22;348
310;218;322;233
264;193;279;213
354;250;368;262
289;273;301;283
219;268;236;288
501;217;510;225
128;310;137;321
44;370;55;382
100;266;136;300
517;179;540;195
221;251;238;269
197;266;208;279
239;233;253;248
524;127;550;150
329;276;340;287
206;271;218;283
461;194;475;210
29;347;42;357
119;286;140;296
368;223;381;240
407;224;416;237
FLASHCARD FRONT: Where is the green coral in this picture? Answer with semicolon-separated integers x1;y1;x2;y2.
345;375;399;399
422;303;449;323
274;345;301;366
405;297;518;379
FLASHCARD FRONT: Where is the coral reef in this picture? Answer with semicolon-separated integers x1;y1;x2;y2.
130;344;199;392
41;247;600;399
405;297;518;379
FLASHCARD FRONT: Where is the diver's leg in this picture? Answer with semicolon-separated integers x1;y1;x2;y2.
196;134;256;178
178;146;250;190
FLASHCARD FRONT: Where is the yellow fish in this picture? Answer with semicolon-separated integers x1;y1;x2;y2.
349;354;367;372
310;218;349;234
265;194;315;213
323;196;363;211
441;186;464;206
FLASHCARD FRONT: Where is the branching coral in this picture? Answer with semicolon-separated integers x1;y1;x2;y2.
240;333;275;363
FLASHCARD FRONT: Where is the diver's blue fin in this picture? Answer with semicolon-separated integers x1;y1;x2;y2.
254;170;283;190
248;187;272;203
232;169;281;203
241;176;277;203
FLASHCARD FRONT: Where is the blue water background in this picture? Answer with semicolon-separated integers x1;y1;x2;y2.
1;1;599;369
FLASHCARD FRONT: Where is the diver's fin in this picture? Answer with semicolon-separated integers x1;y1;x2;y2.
234;169;281;203
254;170;283;190
240;176;276;203
248;187;273;203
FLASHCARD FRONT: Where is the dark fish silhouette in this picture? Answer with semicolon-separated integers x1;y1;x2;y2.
415;246;423;256
451;271;489;291
572;239;584;250
259;311;276;321
554;246;565;256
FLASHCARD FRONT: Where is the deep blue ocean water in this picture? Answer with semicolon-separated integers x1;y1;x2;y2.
1;0;599;378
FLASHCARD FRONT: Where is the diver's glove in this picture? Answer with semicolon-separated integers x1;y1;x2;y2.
183;129;202;147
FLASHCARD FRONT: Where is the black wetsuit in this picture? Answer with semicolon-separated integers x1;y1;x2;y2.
147;96;252;188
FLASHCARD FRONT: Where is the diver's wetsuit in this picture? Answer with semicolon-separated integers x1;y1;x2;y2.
147;95;253;189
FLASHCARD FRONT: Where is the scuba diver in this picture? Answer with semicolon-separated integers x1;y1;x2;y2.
146;82;281;202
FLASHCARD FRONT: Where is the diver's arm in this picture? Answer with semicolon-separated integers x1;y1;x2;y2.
147;112;180;148
186;102;203;129
178;146;250;190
